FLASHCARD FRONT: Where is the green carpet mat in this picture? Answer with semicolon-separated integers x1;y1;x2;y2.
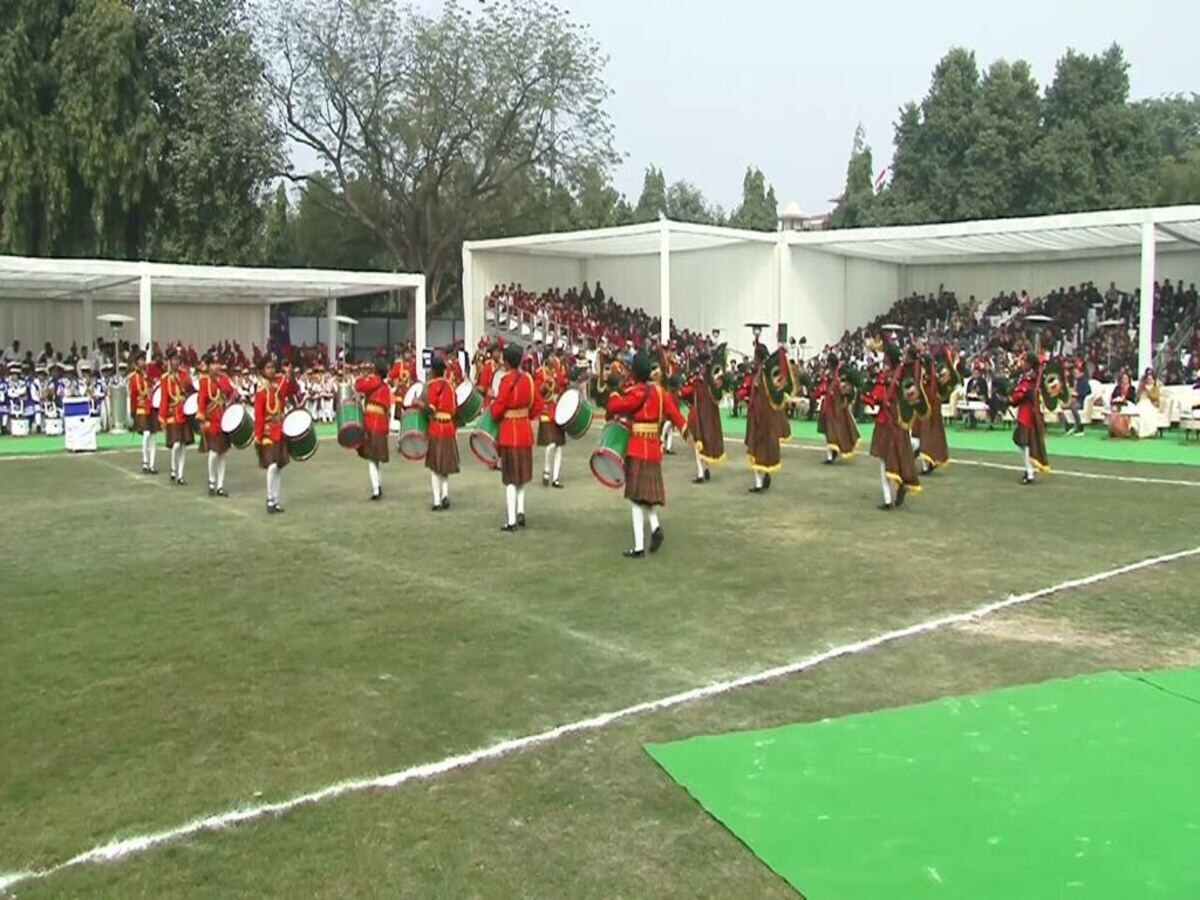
647;668;1200;898
718;412;1200;467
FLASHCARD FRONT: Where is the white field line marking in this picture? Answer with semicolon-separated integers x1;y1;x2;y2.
779;441;1200;487
3;544;1199;894
93;458;252;520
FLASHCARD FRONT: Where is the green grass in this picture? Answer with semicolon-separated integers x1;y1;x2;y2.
2;431;1198;897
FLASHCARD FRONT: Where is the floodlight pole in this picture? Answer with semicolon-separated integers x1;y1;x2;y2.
325;295;337;365
659;220;671;347
1138;219;1156;374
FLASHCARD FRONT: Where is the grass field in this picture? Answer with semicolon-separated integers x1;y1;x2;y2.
2;422;1199;897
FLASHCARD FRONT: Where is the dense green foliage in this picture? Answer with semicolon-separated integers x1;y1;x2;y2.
830;45;1200;228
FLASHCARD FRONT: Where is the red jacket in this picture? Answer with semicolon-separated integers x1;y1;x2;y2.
535;363;568;422
197;374;237;438
158;369;194;425
490;369;542;448
866;369;900;427
605;383;686;462
355;374;392;435
426;377;457;439
478;359;497;399
735;373;753;402
1008;370;1043;430
254;377;296;445
128;370;154;418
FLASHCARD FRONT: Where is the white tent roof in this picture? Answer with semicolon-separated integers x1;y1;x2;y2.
0;256;423;305
787;205;1200;265
463;220;776;257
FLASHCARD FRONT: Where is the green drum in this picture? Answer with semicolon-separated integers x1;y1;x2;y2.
553;387;593;439
398;407;429;460
220;402;254;450
336;400;365;449
455;380;484;426
470;408;501;469
589;419;630;489
283;409;318;461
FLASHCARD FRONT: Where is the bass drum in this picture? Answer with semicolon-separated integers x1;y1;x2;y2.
398;407;430;461
220;403;255;449
553;388;593;439
470;408;501;469
455;380;484;426
403;381;426;409
336;401;365;449
282;408;318;461
589;419;630;488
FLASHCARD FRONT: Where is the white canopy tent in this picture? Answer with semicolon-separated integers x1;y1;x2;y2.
462;206;1200;372
0;257;426;374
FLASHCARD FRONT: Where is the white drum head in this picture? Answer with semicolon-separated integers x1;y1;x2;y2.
403;381;425;407
182;393;199;416
455;380;475;404
490;370;504;396
221;404;247;432
282;409;313;438
151;385;162;408
554;388;580;426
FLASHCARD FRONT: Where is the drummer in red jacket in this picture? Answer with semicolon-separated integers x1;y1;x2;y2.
127;350;158;475
425;356;460;511
355;355;393;501
536;351;569;488
387;354;414;425
254;356;297;514
158;347;195;486
1009;350;1049;485
604;349;688;558
490;344;543;531
197;354;238;497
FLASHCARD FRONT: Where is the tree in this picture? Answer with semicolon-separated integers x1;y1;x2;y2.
1159;152;1200;205
0;0;161;257
137;0;281;264
828;124;875;228
261;183;295;266
730;167;777;231
633;165;667;221
264;0;618;313
666;179;716;225
1139;93;1200;161
958;60;1040;218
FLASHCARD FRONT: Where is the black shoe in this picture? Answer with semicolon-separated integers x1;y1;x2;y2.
441;498;450;510
1019;474;1035;485
208;485;216;496
216;488;228;497
551;480;564;489
749;485;763;493
542;472;550;487
141;465;149;474
501;523;517;532
148;467;158;475
170;474;177;483
274;504;285;513
762;473;772;491
649;527;664;553
176;477;187;486
267;503;277;515
823;456;836;465
432;504;442;512
623;548;645;558
895;484;907;508
693;477;706;484
703;469;711;481
370;491;381;502
517;513;526;527
878;502;894;511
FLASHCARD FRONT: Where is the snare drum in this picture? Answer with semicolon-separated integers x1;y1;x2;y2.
553;388;593;439
589;419;630;488
221;403;255;449
336;401;365;449
455;380;484;426
151;385;163;412
44;417;64;436
182;392;199;422
10;418;30;437
490;369;504;398
282;408;318;461
470;408;501;469
398;407;430;460
403;381;426;409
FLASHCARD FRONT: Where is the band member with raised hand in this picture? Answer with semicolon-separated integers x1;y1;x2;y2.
490;344;543;532
158;347;194;485
866;343;921;510
355;355;392;501
128;350;158;475
1010;351;1051;484
197;354;238;497
603;349;688;558
817;352;861;464
254;357;297;514
388;350;414;427
745;344;790;493
536;351;569;488
424;356;460;511
678;347;727;483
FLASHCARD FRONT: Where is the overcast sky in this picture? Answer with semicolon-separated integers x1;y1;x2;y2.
554;0;1197;214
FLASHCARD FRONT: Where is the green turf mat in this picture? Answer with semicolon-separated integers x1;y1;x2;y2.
719;412;1200;467
1132;666;1200;704
646;668;1200;898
